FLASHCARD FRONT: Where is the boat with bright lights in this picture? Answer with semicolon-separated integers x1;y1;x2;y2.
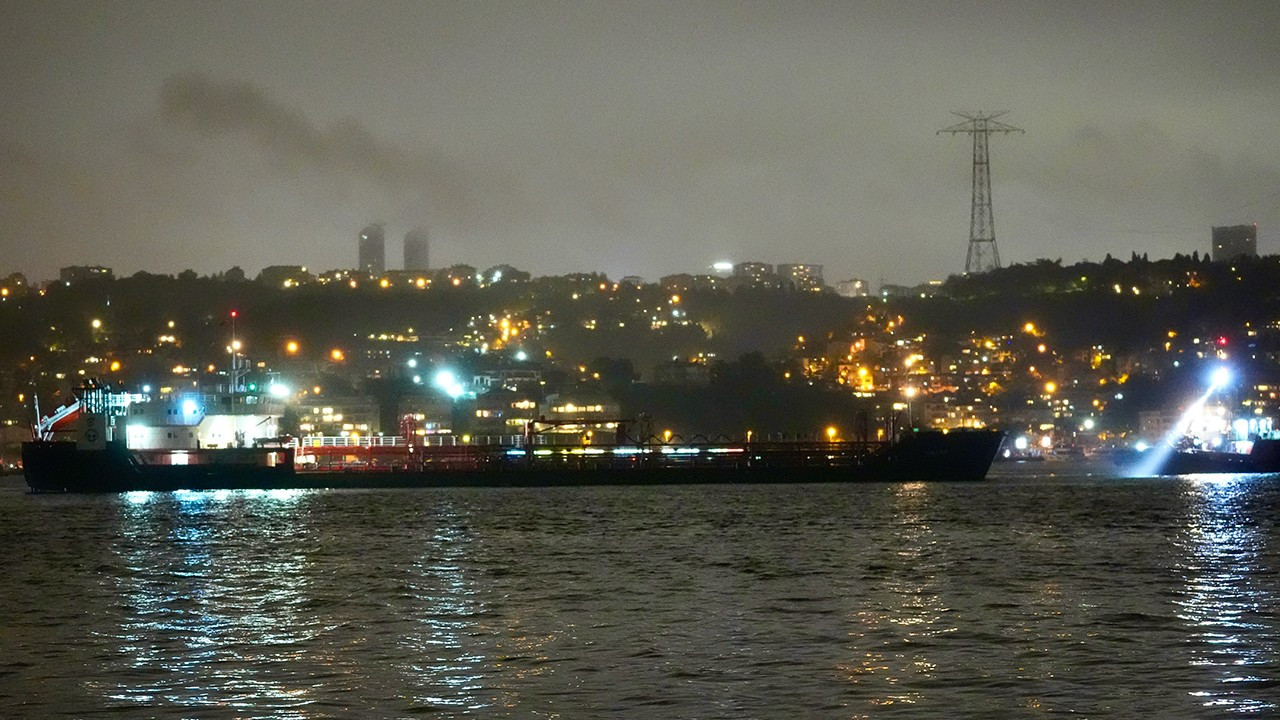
1135;435;1280;476
21;382;1005;492
1122;365;1280;476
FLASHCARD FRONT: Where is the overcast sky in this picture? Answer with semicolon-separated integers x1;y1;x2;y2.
3;0;1278;284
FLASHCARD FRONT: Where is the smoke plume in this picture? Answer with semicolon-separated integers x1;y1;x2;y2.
159;72;473;221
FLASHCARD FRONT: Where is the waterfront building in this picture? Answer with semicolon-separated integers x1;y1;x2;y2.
296;394;380;437
358;223;386;276
540;391;622;442
404;227;429;271
471;389;539;435
1211;224;1258;262
396;394;454;437
922;399;994;429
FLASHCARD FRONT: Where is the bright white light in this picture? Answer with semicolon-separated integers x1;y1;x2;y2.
407;358;418;368
1129;379;1220;476
1210;366;1231;389
433;370;464;399
1083;418;1095;430
412;375;421;384
268;383;290;398
1134;441;1150;452
1014;436;1029;450
514;350;528;361
141;384;151;393
182;399;198;415
712;261;733;273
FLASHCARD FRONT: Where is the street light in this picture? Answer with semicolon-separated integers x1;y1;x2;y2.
902;386;918;429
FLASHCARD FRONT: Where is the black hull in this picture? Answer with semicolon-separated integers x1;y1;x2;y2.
1150;439;1280;475
22;431;1005;493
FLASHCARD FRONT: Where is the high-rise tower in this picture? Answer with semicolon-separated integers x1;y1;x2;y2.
939;111;1023;274
358;223;385;275
404;227;429;271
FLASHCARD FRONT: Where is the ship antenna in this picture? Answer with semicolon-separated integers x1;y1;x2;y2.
31;392;40;439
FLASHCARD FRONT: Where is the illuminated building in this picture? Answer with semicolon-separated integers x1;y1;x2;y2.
726;261;781;291
540;392;621;440
295;394;380;436
835;278;869;297
59;265;113;284
777;264;825;292
358;223;386;276
732;261;774;281
1210;224;1257;262
471;389;539;434
659;273;724;292
404;227;429;271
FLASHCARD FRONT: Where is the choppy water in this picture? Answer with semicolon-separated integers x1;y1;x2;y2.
1;465;1277;718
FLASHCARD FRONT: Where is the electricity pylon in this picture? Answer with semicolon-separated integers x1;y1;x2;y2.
939;111;1023;274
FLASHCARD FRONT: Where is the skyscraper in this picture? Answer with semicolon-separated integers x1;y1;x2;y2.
404;227;429;271
358;223;385;275
1211;224;1258;262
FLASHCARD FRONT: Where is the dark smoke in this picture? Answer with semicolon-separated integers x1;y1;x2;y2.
159;72;473;220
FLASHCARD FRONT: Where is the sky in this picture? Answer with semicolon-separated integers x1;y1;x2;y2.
3;0;1279;285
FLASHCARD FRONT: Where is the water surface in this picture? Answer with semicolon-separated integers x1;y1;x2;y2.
1;465;1276;717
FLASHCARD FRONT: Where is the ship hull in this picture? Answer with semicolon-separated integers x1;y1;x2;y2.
22;430;1005;493
1150;439;1280;475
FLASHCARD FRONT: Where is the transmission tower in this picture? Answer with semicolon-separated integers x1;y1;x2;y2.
939;111;1023;274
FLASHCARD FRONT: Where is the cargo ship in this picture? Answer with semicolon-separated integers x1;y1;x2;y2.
21;382;1005;493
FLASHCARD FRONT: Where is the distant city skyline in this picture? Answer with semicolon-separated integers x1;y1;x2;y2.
3;1;1278;284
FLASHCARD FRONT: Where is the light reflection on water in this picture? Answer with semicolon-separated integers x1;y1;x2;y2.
399;505;491;713
1174;474;1278;714
106;489;322;716
839;481;942;714
1;472;1277;717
